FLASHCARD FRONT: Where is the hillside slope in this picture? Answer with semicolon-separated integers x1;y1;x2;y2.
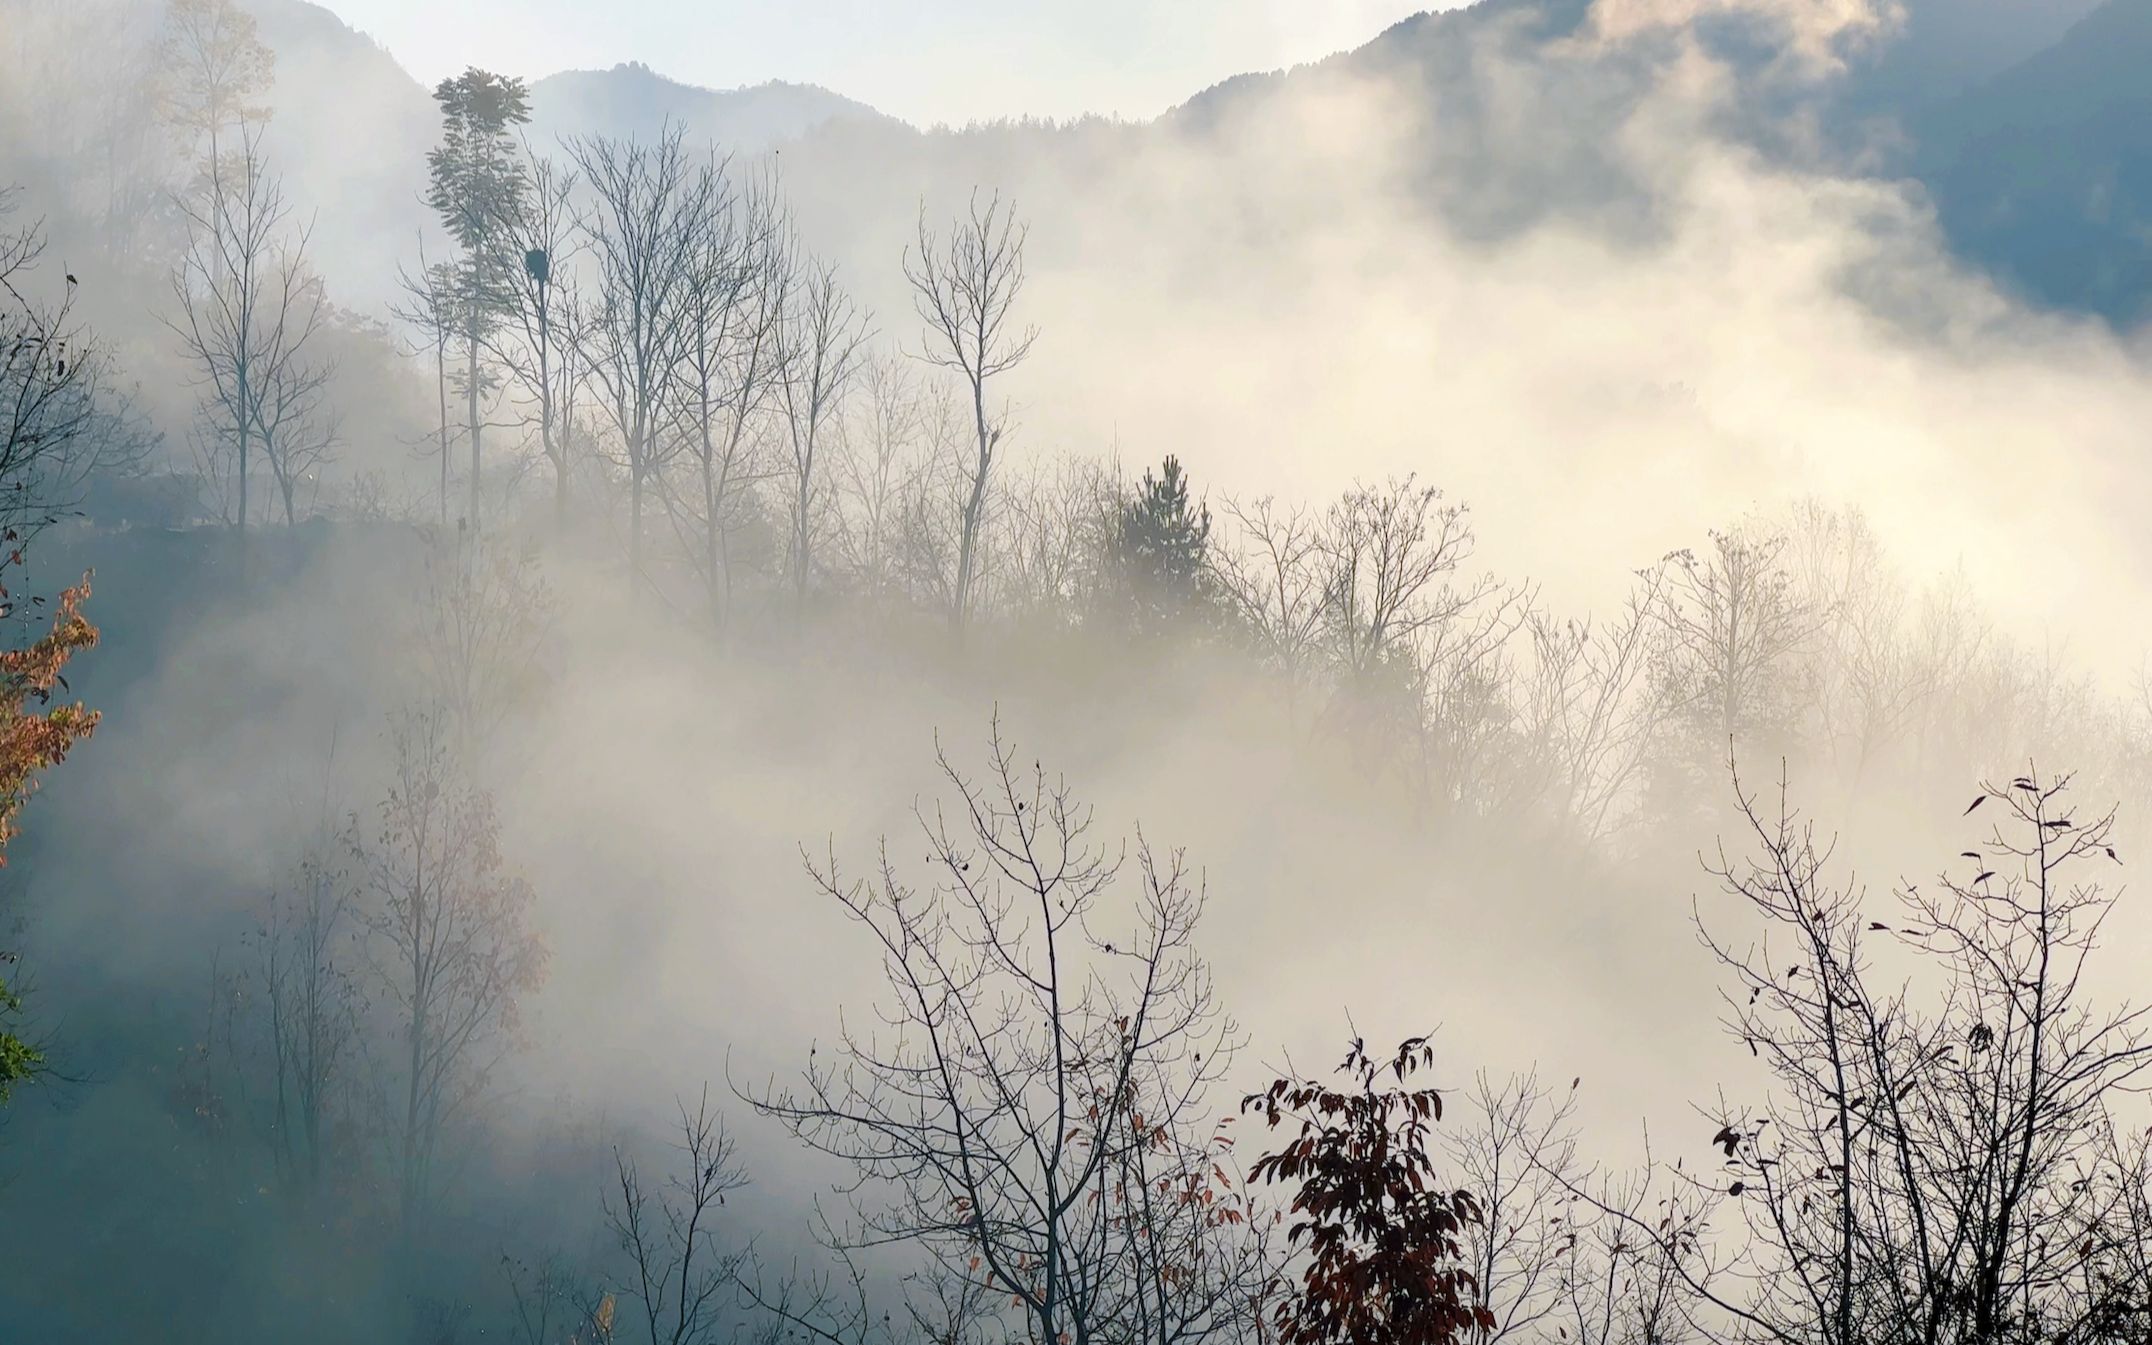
1913;0;2152;322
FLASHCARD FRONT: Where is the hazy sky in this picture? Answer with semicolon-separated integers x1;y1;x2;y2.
322;0;1450;126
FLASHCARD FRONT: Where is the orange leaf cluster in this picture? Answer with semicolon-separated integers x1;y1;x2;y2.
0;575;100;864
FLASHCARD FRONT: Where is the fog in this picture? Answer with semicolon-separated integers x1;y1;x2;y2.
1;0;2150;1340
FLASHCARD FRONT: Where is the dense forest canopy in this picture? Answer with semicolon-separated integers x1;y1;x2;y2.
0;0;2149;1341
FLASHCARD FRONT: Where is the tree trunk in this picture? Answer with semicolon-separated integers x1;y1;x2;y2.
953;379;990;637
795;474;811;615
236;386;251;584
629;463;644;599
403;983;426;1239
542;383;565;535
703;454;722;630
465;328;482;534
553;445;568;534
435;342;450;528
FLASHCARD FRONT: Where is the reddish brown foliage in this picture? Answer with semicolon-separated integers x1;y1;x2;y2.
0;574;98;864
1246;1035;1495;1345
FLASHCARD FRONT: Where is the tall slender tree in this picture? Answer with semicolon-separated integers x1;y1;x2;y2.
391;252;462;527
166;126;331;543
777;255;870;614
426;68;530;534
157;0;273;182
904;189;1036;638
668;152;774;625
499;147;585;531
354;712;545;1238
573;125;706;593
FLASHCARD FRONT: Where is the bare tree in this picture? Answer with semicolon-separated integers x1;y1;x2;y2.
1444;1072;1579;1344
1654;527;1820;786
833;354;930;602
995;453;1114;628
502;1251;605;1345
603;1087;750;1345
156;0;273;266
903;191;1037;636
1216;496;1329;708
573;124;707;593
166;125;333;537
886;385;976;618
255;312;339;526
1429;1069;1703;1345
748;723;1260;1345
1519;564;1675;842
415;530;554;757
1782;502;1968;798
666;159;786;625
777;255;870;613
352;712;547;1236
736;1202;937;1345
1;188;144;550
499;146;588;531
1307;477;1516;803
393;249;463;527
254;844;363;1200
1314;477;1495;689
1573;766;2152;1345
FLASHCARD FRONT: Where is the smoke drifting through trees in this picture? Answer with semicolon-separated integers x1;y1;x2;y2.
748;727;1261;1345
167;125;334;533
0;0;2150;1340
426;67;530;536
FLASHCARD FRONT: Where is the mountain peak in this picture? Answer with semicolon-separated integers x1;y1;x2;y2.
526;63;902;150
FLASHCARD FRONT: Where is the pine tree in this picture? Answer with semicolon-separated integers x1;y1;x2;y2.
1103;454;1218;638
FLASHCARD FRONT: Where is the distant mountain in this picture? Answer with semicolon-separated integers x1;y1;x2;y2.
1170;0;2146;319
526;63;903;154
1913;0;2152;323
143;0;2152;325
1175;0;2099;133
239;0;435;302
1171;0;1592;130
1834;0;2106;120
223;2;909;301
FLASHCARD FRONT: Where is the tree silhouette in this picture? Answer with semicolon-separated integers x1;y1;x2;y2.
0;577;98;1100
1103;454;1218;639
427;68;530;533
1246;1035;1496;1345
904;190;1036;639
749;723;1264;1345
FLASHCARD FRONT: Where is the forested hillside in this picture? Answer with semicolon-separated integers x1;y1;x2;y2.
1;0;2150;1341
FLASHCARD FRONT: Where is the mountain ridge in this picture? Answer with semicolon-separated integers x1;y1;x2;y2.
1912;0;2152;322
205;0;2152;323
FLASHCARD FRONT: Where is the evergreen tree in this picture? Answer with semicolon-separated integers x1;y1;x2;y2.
426;68;530;534
1103;454;1218;638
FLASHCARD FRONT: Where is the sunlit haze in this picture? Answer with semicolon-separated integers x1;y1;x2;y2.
3;0;2150;1338
326;0;1445;124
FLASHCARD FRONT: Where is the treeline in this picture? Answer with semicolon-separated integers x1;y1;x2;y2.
161;728;2152;1345
136;7;2152;857
8;0;2149;856
5;5;2152;1342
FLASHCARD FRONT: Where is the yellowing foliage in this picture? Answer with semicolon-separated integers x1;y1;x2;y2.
0;574;98;1100
0;575;100;863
